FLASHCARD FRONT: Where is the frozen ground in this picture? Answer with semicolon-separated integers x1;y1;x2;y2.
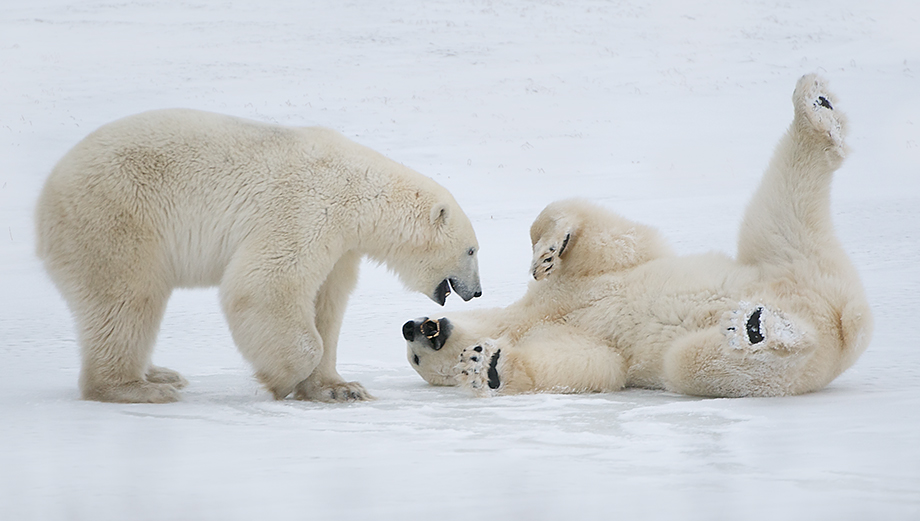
1;1;919;519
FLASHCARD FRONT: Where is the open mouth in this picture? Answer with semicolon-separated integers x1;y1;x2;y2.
403;317;452;351
433;278;451;306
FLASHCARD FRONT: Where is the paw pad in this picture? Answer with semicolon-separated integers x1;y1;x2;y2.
745;307;765;344
457;341;502;396
531;232;570;280
723;302;803;352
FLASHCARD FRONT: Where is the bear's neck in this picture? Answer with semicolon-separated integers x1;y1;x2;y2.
307;141;435;261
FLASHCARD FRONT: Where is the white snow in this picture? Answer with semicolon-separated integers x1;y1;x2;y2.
2;1;919;519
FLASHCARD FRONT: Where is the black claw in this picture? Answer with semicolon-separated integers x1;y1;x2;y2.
559;233;570;255
817;96;833;110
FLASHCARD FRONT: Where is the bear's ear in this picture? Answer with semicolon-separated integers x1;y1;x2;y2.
430;202;450;227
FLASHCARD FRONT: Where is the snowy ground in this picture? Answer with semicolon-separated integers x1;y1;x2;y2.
1;1;919;519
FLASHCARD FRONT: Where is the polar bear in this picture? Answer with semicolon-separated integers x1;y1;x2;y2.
36;109;481;403
403;74;872;398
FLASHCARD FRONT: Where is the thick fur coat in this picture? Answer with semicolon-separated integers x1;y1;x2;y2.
37;109;481;403
404;75;872;398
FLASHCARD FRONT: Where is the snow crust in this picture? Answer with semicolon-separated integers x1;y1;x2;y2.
1;1;918;519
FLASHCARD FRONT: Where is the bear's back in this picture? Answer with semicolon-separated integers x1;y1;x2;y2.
36;110;321;285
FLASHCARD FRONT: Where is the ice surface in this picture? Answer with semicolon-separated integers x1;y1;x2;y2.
1;1;918;519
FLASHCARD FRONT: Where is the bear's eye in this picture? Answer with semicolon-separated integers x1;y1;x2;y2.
467;248;475;256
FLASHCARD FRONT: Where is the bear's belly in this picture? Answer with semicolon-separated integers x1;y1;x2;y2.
162;218;244;287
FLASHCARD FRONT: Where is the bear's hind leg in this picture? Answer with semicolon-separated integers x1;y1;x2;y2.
76;284;180;403
737;74;848;266
794;75;845;160
663;304;815;397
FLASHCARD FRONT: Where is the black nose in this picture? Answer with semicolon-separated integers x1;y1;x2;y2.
402;317;452;350
402;318;425;342
473;290;482;298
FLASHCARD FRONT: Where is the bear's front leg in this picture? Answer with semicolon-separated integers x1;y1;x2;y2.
531;232;570;280
457;340;507;396
292;251;374;403
529;201;586;280
221;251;331;400
456;325;626;396
293;378;372;402
530;224;572;281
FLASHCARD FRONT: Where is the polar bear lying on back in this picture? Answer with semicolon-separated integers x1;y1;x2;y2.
404;75;872;397
37;109;481;403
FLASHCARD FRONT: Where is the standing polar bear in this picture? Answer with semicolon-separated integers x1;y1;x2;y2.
404;74;872;398
37;109;481;403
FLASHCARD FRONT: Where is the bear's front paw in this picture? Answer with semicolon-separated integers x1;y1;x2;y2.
456;340;502;396
531;232;570;280
145;365;188;389
294;380;374;403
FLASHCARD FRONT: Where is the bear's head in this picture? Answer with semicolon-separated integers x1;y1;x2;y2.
402;315;467;386
382;190;482;306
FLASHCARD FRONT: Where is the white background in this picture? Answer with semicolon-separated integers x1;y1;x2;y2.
1;1;918;519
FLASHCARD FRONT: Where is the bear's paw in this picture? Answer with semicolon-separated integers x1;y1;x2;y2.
293;380;374;403
722;302;804;354
457;340;502;396
794;74;846;161
531;232;570;280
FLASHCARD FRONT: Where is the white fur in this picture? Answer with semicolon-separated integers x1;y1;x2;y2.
406;74;872;398
36;109;481;403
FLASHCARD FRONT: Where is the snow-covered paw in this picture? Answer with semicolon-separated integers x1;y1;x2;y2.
531;231;570;280
294;380;374;403
457;340;502;396
145;365;188;389
794;74;846;160
722;302;803;353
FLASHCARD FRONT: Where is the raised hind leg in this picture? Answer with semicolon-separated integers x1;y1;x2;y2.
665;75;871;397
737;74;849;266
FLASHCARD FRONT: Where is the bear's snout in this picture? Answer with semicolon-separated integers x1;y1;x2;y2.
402;317;452;350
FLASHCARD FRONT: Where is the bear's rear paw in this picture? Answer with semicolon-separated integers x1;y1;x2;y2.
82;380;182;403
793;74;845;160
531;232;570;280
456;340;502;396
146;365;188;389
722;302;804;354
293;380;374;403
